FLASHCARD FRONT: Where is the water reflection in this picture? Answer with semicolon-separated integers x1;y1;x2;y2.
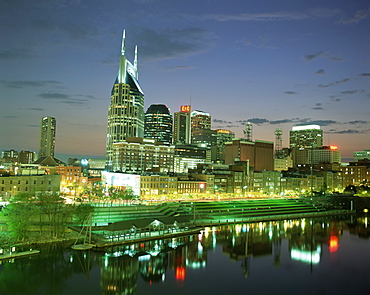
0;214;369;295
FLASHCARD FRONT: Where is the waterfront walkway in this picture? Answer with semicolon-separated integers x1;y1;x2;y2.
74;198;354;248
0;249;40;261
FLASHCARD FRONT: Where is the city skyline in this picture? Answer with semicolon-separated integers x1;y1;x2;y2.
1;0;369;161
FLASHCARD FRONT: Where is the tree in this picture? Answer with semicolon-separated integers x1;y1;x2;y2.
73;203;94;226
1;192;39;242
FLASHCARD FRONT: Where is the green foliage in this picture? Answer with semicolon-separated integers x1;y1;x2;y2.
73;203;94;225
2;190;74;243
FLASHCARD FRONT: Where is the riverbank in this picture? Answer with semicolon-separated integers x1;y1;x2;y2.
0;249;40;261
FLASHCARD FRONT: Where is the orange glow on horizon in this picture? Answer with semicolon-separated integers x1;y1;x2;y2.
330;145;338;150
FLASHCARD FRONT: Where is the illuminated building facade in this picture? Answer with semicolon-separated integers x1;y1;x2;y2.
213;129;235;162
144;104;173;145
39;116;56;157
340;159;370;186
112;137;174;173
174;144;208;173
106;31;144;170
354;149;370;162
290;125;323;148
191;110;211;144
140;175;178;196
173;106;191;144
0;174;61;200
294;146;341;165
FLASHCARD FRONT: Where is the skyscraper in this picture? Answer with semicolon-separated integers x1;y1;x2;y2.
289;125;323;148
213;129;235;162
39;116;56;157
144;104;173;145
191;110;211;145
173;106;191;144
106;31;144;170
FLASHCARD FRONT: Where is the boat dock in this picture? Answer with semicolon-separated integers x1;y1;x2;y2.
0;250;40;261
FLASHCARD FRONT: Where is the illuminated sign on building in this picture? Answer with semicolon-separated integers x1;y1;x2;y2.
330;146;338;150
180;105;191;113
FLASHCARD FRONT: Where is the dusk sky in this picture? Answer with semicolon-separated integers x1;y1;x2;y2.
1;0;369;161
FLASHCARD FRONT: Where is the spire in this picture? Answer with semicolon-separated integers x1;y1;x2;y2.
121;30;126;55
134;45;138;79
118;30;127;83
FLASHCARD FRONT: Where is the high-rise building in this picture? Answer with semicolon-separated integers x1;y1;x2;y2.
191;110;211;146
191;110;211;131
212;129;235;162
144;104;172;145
39;116;56;157
106;31;144;170
112;137;174;173
289;125;323;149
173;106;191;144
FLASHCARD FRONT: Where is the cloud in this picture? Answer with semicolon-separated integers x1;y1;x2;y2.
340;89;363;95
318;78;350;88
339;9;370;24
236;37;253;47
269;119;295;125
237;118;269;125
31;18;97;41
213;119;232;124
2;115;17;119
38;92;70;100
347;120;368;125
328;129;364;134
165;66;195;71
309;120;337;126
284;91;298;95
199;11;310;22
312;103;323;110
358;73;370;77
236;35;277;49
304;51;344;62
0;80;63;89
24;108;45;111
304;51;325;62
0;49;36;61
315;69;325;75
136;28;214;62
37;92;90;106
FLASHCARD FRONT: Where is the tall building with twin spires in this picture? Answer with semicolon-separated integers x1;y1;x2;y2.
106;31;144;170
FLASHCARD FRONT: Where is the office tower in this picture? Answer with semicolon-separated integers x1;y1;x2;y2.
112;137;174;173
39;116;56;157
191;110;213;148
144;104;173;145
213;129;235;162
289;125;323;148
106;31;144;170
191;110;211;131
173;106;191;144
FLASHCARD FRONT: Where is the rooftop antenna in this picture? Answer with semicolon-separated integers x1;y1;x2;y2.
274;128;283;158
243;122;253;141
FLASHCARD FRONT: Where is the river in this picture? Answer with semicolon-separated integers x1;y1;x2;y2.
0;214;369;295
